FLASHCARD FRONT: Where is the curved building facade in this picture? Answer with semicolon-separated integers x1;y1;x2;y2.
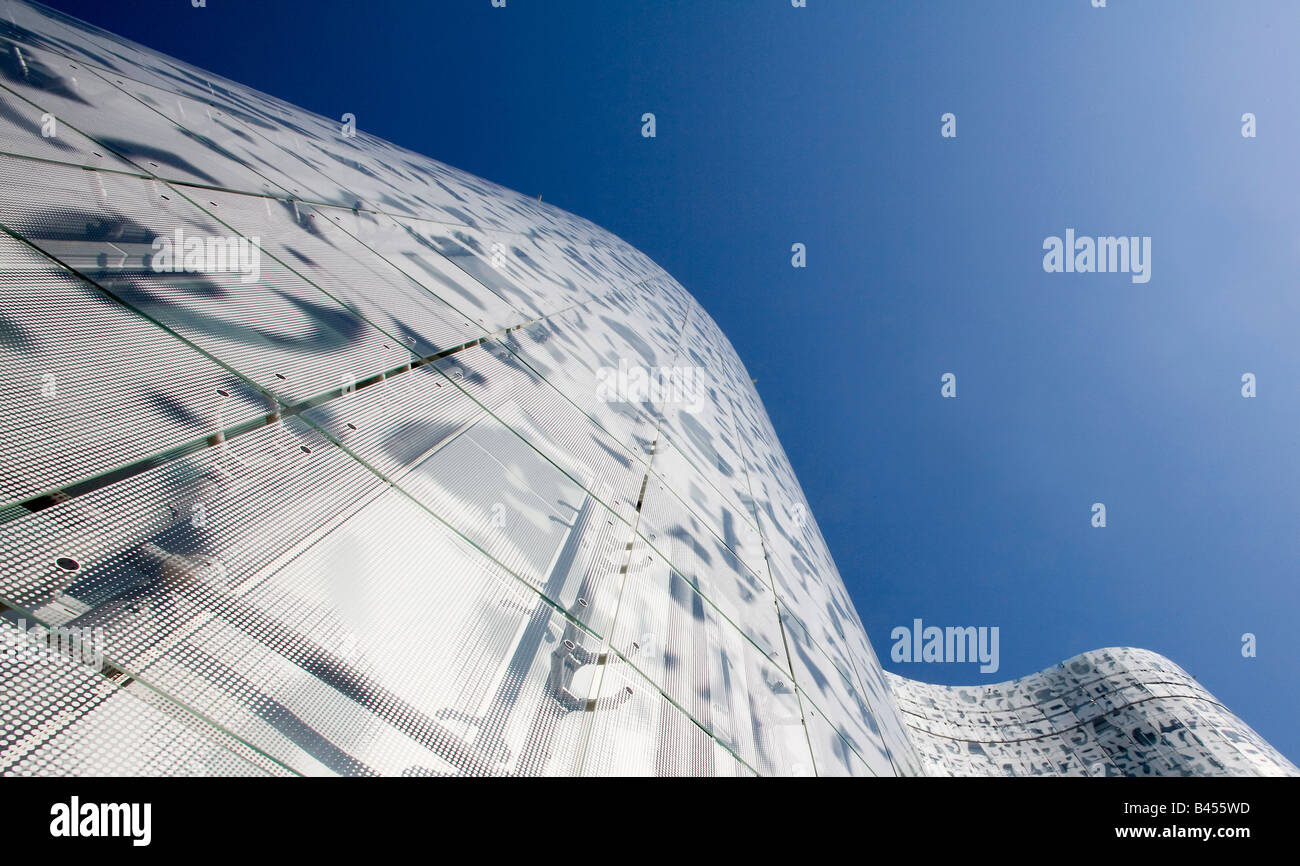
0;1;1290;777
889;648;1297;777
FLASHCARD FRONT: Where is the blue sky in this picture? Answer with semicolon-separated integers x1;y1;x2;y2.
39;0;1300;763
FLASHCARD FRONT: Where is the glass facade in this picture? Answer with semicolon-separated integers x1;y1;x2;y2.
0;0;1291;777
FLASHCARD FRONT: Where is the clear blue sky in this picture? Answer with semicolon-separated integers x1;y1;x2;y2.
36;0;1299;763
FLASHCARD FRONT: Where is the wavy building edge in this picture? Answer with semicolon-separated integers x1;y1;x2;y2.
889;647;1297;776
0;0;1292;776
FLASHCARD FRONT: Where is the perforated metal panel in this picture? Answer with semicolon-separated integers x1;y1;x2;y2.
194;188;488;358
0;617;281;775
889;648;1299;777
0;33;288;195
0;233;269;506
0;153;410;406
0;79;140;172
580;654;756;777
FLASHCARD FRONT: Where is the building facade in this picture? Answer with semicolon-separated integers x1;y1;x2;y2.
0;0;1292;776
890;648;1296;776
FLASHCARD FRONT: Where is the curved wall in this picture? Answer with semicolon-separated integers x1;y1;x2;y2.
0;1;1289;778
0;0;918;776
889;648;1298;776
